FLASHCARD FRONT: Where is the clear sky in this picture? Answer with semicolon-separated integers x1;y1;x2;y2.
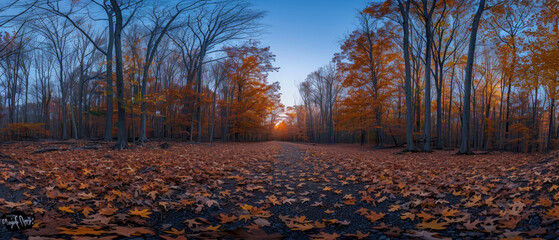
248;0;372;107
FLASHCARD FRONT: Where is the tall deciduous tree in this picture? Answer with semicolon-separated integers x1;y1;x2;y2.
188;0;264;142
45;0;119;142
223;41;280;141
488;0;534;150
364;0;416;151
137;0;204;144
397;0;415;151
431;0;467;149
110;0;142;149
336;14;396;146
459;0;486;154
32;15;73;139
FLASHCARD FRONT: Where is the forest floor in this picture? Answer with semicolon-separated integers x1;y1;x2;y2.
0;140;559;239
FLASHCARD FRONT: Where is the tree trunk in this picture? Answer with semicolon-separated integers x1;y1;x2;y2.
532;87;538;151
504;43;517;150
548;97;555;151
459;0;485;154
139;63;150;143
473;84;478;149
196;54;205;142
78;75;85;139
422;1;434;152
329;100;334;144
104;17;115;142
210;90;217;142
60;65;67;140
436;62;443;149
70;103;78;139
131;83;136;144
111;0;128;149
24;75;28;123
484;96;491;149
398;0;415;151
376;106;382;146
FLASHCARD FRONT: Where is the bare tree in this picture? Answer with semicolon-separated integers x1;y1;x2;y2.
44;0;117;141
32;52;53;131
44;0;142;143
413;0;438;151
137;0;204;144
186;0;264;142
0;1;37;56
487;0;534;150
431;0;468;149
321;64;343;143
73;31;100;139
32;14;74;139
206;61;227;142
1;0;37;26
298;81;315;142
298;64;342;143
0;32;27;124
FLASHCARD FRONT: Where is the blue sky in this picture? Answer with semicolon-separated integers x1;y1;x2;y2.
248;0;372;107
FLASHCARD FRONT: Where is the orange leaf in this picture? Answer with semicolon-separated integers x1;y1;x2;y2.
164;228;185;235
218;213;237;224
99;207;118;216
129;208;152;218
416;219;449;230
58;206;74;213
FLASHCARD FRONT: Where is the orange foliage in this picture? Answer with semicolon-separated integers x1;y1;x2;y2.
223;41;282;140
335;22;399;133
1;123;49;140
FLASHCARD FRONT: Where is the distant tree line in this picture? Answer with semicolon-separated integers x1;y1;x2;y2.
0;0;283;148
277;0;558;153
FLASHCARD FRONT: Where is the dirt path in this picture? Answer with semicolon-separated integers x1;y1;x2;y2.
155;142;393;239
251;143;391;239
